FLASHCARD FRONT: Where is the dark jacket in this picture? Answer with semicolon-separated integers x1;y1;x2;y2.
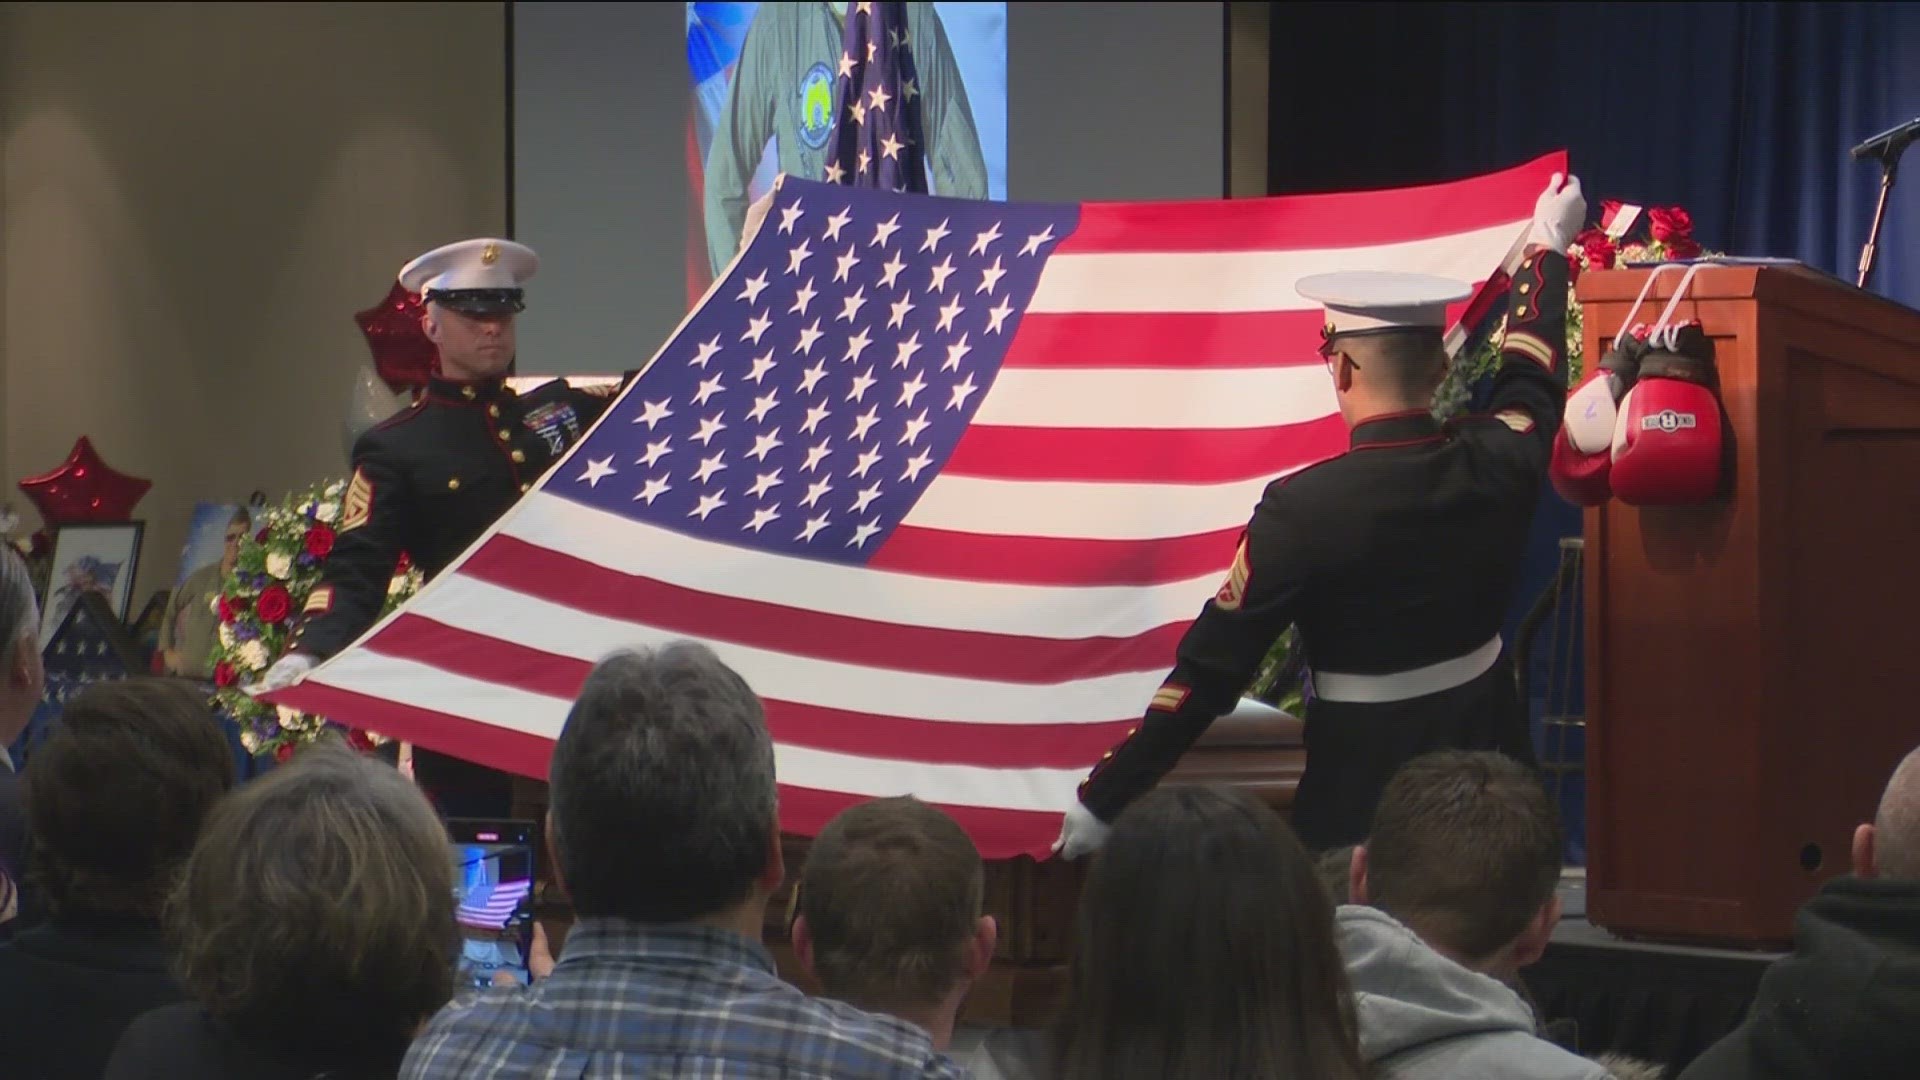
104;1001;413;1080
0;915;186;1080
1679;875;1920;1080
291;374;615;659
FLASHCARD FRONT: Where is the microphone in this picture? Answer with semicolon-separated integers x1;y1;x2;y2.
1850;116;1920;161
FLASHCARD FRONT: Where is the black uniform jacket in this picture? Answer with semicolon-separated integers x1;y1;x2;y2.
292;374;615;659
1077;247;1572;822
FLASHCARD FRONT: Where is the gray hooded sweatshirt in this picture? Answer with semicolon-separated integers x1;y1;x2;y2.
1337;904;1610;1080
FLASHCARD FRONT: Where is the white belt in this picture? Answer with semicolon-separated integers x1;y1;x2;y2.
1311;635;1504;704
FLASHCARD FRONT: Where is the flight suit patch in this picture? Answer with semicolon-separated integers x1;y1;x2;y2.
1214;538;1252;611
341;469;374;532
1494;408;1536;434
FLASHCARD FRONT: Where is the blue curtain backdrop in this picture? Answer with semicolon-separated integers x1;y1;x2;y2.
1268;0;1920;861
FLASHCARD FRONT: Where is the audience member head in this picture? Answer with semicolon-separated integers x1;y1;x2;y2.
1351;750;1563;980
1853;745;1920;880
547;642;781;931
792;796;996;1047
1055;784;1368;1080
0;546;42;753
26;678;233;918
171;742;457;1046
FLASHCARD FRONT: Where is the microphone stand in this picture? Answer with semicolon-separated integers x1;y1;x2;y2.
1852;119;1919;290
1858;152;1899;290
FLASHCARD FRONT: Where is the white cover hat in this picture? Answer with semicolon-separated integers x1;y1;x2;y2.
399;238;539;314
1296;270;1474;336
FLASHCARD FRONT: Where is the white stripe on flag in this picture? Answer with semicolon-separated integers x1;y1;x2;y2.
500;494;1224;635
902;467;1300;540
972;366;1337;430
1028;217;1528;313
376;587;1168;724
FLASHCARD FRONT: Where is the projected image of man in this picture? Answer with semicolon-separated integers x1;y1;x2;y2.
702;1;988;276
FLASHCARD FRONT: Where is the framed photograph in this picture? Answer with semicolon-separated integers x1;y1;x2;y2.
39;521;144;650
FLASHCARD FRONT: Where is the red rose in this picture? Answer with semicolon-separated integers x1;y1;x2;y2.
1665;235;1703;260
257;584;292;624
395;551;413;573
214;661;237;688
274;743;295;764
217;596;233;623
347;728;376;752
1648;207;1693;243
304;524;336;559
1576;228;1617;271
255;527;270;543
1601;199;1623;220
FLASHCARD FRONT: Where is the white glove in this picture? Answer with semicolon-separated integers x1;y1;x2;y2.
246;652;317;696
1528;172;1587;253
1051;801;1112;861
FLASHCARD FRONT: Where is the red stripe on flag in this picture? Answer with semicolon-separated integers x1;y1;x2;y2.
776;785;1066;861
268;683;557;782
765;701;1137;770
944;415;1348;484
450;538;1189;682
1058;151;1566;253
1004;311;1331;369
871;524;1244;586
1003;297;1488;370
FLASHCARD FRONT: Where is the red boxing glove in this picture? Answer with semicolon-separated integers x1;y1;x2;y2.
1608;324;1724;506
1550;331;1650;507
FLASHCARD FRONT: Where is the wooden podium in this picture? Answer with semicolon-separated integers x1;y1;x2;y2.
1578;263;1920;949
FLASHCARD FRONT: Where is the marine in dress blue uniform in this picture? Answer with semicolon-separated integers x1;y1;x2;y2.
1058;175;1587;856
254;239;618;813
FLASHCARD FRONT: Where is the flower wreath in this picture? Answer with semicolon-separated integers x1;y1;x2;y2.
1433;200;1718;419
209;477;423;760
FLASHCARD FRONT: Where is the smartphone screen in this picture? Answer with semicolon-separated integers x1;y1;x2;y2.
447;819;536;989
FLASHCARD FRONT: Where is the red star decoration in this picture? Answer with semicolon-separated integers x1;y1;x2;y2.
355;281;438;393
17;436;152;525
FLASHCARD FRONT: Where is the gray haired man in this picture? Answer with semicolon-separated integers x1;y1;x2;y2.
403;641;962;1080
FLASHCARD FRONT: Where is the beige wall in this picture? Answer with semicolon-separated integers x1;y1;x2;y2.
1;0;505;609
1227;1;1269;198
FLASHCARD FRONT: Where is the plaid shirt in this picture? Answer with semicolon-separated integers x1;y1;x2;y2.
401;919;965;1080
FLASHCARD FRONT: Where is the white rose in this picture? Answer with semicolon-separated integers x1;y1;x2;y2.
266;551;293;579
219;623;236;649
239;640;269;671
387;575;411;597
316;501;338;520
239;728;260;754
209;594;221;616
276;705;304;731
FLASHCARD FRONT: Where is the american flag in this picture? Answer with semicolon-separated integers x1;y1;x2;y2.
268;152;1566;858
824;1;927;193
457;877;533;931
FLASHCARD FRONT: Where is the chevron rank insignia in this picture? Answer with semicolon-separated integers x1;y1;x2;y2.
1494;408;1536;434
341;468;374;532
1214;537;1252;611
